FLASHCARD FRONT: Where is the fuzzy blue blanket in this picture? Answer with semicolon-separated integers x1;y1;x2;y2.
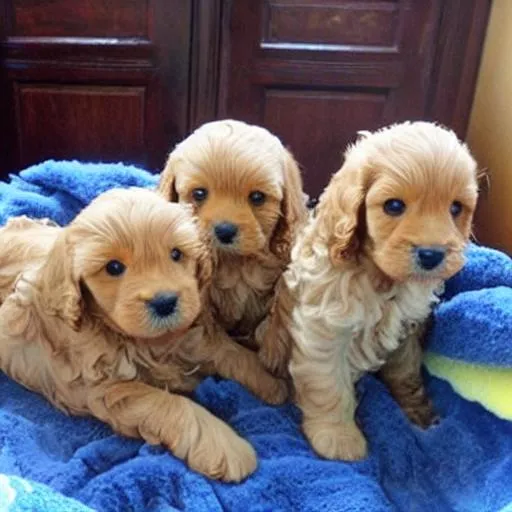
0;161;511;512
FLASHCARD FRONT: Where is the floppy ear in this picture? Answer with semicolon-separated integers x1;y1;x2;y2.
195;240;212;297
157;153;179;202
313;153;367;266
270;149;308;261
38;231;83;331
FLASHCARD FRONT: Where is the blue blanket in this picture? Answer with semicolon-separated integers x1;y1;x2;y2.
428;245;512;366
0;160;511;512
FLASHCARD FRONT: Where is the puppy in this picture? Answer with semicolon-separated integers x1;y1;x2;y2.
285;122;479;460
158;119;308;377
0;188;287;481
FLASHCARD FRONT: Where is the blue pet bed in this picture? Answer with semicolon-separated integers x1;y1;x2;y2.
0;161;511;512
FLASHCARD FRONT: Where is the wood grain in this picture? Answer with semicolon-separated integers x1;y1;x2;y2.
16;84;145;167
13;0;148;38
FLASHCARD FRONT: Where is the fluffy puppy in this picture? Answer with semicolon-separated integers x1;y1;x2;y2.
158;119;308;377
0;188;286;482
285;122;479;461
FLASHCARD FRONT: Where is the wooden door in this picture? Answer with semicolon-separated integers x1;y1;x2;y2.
0;0;192;177
217;0;490;198
0;0;490;190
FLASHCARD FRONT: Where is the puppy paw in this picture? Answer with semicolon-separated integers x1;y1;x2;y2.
222;438;258;482
258;344;290;379
304;420;368;461
218;436;258;483
254;375;289;405
192;434;258;483
405;400;439;429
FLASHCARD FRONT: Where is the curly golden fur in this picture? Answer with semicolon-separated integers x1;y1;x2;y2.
0;188;287;482
285;122;479;461
158;119;308;377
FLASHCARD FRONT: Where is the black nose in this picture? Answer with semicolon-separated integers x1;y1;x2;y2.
214;222;238;244
415;247;446;270
147;293;178;318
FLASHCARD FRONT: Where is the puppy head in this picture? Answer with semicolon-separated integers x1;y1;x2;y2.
158;119;306;260
39;188;211;339
314;122;479;282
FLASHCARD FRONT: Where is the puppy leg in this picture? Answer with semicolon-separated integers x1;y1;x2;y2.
205;324;289;405
378;332;437;428
89;381;257;482
291;335;367;461
255;278;294;379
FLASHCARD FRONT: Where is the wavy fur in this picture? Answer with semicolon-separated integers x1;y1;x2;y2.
158;119;308;377
0;188;287;481
286;122;479;460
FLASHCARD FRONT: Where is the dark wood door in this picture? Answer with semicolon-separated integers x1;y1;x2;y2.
0;0;192;176
217;0;490;198
0;0;490;194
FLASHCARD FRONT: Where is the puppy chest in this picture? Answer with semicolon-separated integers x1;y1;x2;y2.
210;266;276;331
346;284;436;374
211;283;270;331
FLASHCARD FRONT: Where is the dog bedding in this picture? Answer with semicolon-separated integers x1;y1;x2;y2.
0;160;511;512
425;244;512;422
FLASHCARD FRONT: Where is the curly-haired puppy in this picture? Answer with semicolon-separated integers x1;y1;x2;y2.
0;188;287;481
285;122;479;460
158;119;308;377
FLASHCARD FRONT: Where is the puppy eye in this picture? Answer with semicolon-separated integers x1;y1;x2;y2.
191;188;208;202
249;191;266;206
170;248;183;262
450;201;463;217
105;260;126;276
383;199;406;216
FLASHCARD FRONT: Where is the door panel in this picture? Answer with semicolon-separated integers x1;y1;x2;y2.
221;0;443;197
263;89;386;187
16;84;146;164
12;0;148;38
0;0;192;176
262;0;400;47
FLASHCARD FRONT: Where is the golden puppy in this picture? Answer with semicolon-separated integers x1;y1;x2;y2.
158;119;308;377
0;188;287;482
285;122;479;460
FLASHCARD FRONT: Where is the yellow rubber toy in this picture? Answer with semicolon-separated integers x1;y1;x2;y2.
424;352;512;421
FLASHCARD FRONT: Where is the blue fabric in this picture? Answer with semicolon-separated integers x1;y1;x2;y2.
428;245;512;366
0;474;92;512
0;160;511;512
443;244;512;300
0;160;157;226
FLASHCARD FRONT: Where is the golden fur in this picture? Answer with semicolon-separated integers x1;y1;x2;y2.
0;188;287;482
285;122;479;460
158;119;308;377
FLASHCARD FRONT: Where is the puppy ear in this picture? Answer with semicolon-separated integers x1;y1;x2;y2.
158;153;179;202
195;240;212;296
38;231;83;330
270;149;308;261
314;155;367;265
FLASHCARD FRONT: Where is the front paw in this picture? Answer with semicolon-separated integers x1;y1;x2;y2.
187;431;258;483
254;374;289;405
215;435;258;483
404;399;439;429
303;420;368;461
258;344;290;379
